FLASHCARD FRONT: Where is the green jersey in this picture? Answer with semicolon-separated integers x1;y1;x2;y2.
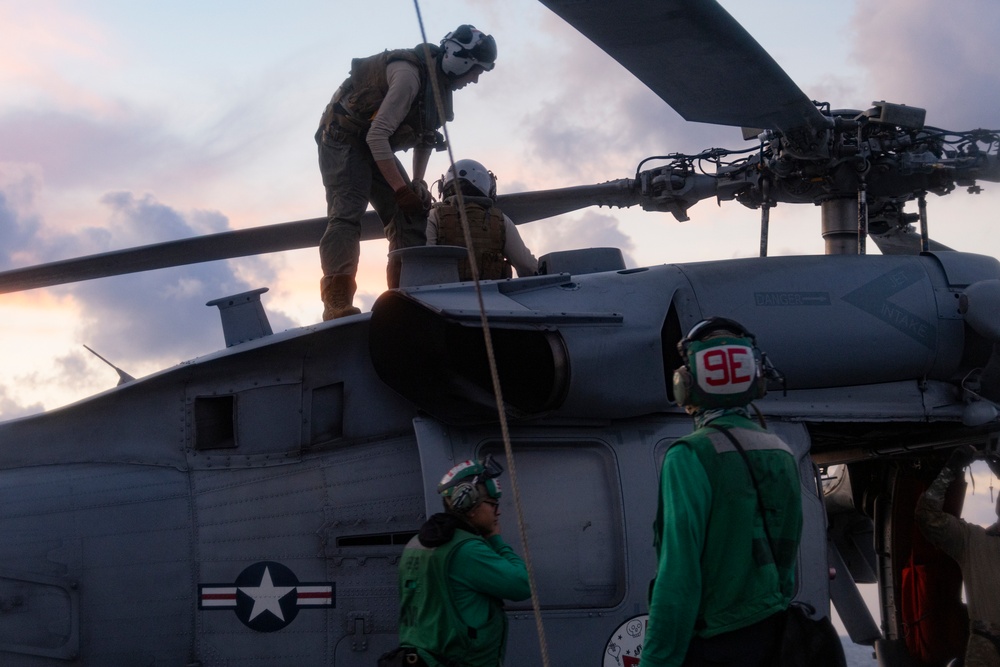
644;412;803;667
399;516;530;667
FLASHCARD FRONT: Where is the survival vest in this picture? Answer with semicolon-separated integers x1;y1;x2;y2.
320;45;452;152
399;530;508;667
435;196;510;281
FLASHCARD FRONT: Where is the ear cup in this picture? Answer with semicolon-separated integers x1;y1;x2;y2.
449;481;481;513
672;366;692;406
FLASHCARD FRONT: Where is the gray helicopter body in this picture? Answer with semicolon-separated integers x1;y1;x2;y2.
2;246;999;664
2;0;1000;664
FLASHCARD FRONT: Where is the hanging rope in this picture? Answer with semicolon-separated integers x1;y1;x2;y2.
411;4;551;667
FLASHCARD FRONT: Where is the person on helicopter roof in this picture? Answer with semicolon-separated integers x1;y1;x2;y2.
387;455;530;667
916;445;1000;667
644;317;803;667
426;159;538;281
316;25;497;320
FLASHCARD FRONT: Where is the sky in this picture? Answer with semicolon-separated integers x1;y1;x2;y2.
1;1;999;653
2;0;999;414
0;2;997;453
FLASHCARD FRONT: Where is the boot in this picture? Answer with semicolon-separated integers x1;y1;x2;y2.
387;256;402;290
320;275;362;321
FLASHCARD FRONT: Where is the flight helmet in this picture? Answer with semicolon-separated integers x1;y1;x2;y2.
440;25;497;78
672;317;768;409
438;454;503;513
441;159;497;199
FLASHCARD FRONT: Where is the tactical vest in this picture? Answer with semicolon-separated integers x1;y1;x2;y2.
399;530;508;667
320;45;453;152
435;197;511;281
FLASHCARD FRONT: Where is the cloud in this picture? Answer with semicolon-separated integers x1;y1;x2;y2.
517;33;703;183
520;209;636;268
0;61;322;231
55;349;94;390
0;188;42;270
61;192;297;366
0;109;175;192
0;2;116;113
516;0;1000;197
506;7;784;193
1;173;296;372
0;385;44;421
851;0;1000;130
1;348;131;419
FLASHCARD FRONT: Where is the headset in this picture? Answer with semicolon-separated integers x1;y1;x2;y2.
438;454;504;513
672;317;770;409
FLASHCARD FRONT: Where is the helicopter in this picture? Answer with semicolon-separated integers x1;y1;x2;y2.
1;0;1000;665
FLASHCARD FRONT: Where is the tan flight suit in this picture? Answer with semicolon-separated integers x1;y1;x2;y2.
916;466;1000;667
316;45;453;316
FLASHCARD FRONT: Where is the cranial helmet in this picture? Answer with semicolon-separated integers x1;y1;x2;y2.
672;317;768;409
440;25;497;78
438;454;503;513
441;159;497;199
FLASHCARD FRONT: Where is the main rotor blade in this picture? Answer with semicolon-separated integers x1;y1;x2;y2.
0;181;641;294
0;212;379;295
498;179;638;223
538;0;828;135
869;227;953;255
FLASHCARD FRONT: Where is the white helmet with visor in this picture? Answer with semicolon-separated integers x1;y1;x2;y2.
440;25;497;78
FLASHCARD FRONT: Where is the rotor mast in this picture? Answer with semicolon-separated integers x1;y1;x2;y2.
822;198;865;256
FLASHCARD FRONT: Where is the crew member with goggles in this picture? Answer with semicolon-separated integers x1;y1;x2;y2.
315;25;497;320
644;317;804;667
392;455;530;667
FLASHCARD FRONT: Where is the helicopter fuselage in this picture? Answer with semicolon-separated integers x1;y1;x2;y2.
1;250;997;664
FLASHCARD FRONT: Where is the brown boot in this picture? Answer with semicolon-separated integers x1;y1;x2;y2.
386;259;401;290
320;275;362;321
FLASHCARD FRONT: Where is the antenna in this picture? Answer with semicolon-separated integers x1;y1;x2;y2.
82;345;136;386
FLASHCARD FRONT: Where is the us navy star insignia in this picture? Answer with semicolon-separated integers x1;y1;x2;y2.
242;566;295;621
199;560;335;632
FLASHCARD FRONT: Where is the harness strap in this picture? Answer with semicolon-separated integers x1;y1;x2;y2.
707;423;777;556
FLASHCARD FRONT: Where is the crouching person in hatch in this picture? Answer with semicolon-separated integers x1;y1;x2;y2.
385;456;531;667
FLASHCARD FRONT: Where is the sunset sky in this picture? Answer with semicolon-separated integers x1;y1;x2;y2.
2;1;999;644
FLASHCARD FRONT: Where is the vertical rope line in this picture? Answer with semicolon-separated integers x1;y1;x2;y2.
411;4;551;666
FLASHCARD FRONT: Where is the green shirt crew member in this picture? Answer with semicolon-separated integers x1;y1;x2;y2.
645;317;803;667
398;456;530;667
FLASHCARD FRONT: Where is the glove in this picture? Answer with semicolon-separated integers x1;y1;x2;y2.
394;184;430;216
411;179;433;209
946;445;977;472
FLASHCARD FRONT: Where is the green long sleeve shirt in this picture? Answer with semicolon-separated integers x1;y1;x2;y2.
399;519;530;667
449;533;532;628
643;413;803;667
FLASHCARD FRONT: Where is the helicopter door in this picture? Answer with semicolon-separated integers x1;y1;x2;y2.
411;418;629;608
412;416;632;665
